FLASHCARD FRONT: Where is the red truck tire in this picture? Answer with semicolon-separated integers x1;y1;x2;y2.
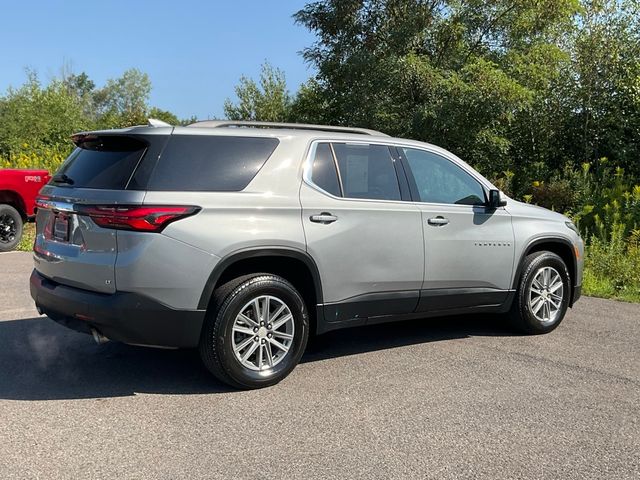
0;204;23;252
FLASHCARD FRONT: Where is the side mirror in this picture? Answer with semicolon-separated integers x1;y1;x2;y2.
488;189;507;209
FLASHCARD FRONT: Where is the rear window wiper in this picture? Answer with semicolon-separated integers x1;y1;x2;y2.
52;173;75;185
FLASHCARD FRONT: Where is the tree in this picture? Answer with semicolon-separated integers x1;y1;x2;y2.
93;68;152;127
0;67;185;167
564;0;640;176
293;0;580;178
224;63;292;122
289;79;330;124
61;71;98;120
0;70;89;157
148;107;180;125
63;72;95;100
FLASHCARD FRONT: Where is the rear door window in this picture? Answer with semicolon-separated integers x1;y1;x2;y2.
146;135;279;191
52;136;147;189
310;143;342;197
332;143;401;201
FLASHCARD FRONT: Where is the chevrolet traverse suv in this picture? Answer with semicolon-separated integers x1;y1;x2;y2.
30;120;584;389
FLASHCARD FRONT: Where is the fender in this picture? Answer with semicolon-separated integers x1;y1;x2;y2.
197;246;324;310
0;169;50;217
511;235;578;294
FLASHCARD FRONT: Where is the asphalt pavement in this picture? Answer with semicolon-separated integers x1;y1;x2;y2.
0;251;638;479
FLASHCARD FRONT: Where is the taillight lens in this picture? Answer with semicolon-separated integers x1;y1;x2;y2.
35;195;52;211
77;205;200;232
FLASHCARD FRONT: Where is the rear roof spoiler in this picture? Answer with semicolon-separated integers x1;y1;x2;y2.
147;118;172;128
186;120;388;137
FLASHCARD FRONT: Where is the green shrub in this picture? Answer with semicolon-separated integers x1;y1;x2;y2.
0;145;68;173
530;178;576;212
495;159;640;303
582;227;640;302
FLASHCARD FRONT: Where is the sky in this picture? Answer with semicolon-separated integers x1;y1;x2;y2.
0;0;316;120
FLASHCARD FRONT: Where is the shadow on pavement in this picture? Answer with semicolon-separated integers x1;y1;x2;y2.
0;313;516;401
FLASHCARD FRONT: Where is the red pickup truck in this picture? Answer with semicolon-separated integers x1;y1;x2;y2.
0;169;50;252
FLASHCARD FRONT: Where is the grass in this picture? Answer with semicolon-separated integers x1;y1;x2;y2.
580;233;640;303
13;222;640;303
17;222;35;252
582;267;640;303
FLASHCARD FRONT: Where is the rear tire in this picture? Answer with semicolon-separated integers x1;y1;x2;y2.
509;251;571;334
0;204;23;252
199;274;309;389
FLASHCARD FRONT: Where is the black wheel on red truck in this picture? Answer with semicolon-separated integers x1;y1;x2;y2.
0;204;22;252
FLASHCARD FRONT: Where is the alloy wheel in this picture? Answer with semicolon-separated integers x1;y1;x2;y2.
528;266;564;324
231;295;295;371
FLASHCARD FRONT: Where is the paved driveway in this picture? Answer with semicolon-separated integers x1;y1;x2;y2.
0;251;638;479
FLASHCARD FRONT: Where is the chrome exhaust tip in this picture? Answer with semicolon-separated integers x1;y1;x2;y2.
91;328;109;345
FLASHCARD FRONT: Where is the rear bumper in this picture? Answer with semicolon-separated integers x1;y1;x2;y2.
30;269;205;348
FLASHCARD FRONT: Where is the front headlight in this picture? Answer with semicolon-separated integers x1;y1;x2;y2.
565;221;580;235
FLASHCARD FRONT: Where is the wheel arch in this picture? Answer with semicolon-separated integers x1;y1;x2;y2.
198;247;324;331
512;237;577;306
0;190;27;220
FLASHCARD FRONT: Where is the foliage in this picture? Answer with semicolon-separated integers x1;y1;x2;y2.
564;0;640;179
92;68;152;128
0;145;67;172
570;162;640;241
530;179;576;213
0;68;186;172
582;226;640;302
517;160;640;241
224;63;292;122
292;0;581;177
148;107;180;125
0;71;90;159
512;159;640;300
17;223;35;252
290;0;640;187
288;79;329;124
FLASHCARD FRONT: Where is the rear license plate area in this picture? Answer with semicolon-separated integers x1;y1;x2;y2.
53;214;69;242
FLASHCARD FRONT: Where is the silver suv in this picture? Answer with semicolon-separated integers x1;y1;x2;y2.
30;120;584;389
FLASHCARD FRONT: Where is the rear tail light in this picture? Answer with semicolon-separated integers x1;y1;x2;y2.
77;205;200;232
35;195;52;211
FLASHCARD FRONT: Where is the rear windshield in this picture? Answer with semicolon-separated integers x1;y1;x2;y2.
52;136;146;189
145;135;279;191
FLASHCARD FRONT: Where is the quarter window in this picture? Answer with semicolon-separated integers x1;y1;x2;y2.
146;135;279;191
332;143;401;201
401;148;486;205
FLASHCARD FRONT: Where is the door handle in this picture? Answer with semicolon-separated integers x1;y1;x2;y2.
427;216;449;226
310;212;338;224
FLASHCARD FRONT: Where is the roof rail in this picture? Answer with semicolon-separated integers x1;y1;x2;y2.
186;120;388;137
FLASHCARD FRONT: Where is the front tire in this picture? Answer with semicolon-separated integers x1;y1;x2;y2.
199;274;309;389
0;204;23;252
509;251;571;334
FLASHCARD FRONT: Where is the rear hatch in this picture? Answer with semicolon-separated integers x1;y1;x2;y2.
33;131;168;294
